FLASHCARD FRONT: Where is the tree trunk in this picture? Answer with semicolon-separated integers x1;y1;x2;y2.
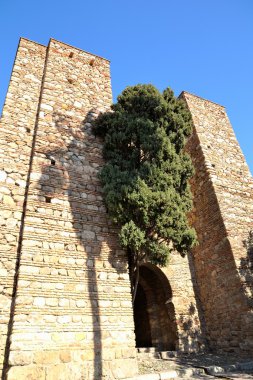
127;248;140;304
132;262;139;303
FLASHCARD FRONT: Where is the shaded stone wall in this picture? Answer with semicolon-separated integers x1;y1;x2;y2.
0;38;47;376
182;92;253;353
1;38;138;380
162;253;206;352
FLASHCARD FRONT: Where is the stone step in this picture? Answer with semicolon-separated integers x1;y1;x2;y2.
126;369;213;380
137;349;179;360
138;352;161;360
137;347;160;360
137;347;158;353
160;351;178;359
177;367;205;377
205;361;253;375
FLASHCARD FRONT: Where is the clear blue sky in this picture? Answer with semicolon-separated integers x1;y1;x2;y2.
1;0;252;174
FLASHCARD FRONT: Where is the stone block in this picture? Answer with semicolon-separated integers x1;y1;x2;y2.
109;358;138;379
46;364;86;380
75;332;86;341
46;298;58;307
33;351;59;365
101;349;115;360
45;364;67;380
7;365;45;380
33;297;45;307
9;351;33;366
59;351;71;363
2;195;15;206
59;298;69;307
160;371;178;379
76;299;87;308
57;315;71;324
72;350;94;362
0;170;7;182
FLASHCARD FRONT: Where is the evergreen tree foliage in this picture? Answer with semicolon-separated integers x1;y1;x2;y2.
94;84;197;298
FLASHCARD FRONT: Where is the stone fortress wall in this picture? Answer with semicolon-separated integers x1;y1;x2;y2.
0;37;137;380
182;92;253;353
0;38;252;379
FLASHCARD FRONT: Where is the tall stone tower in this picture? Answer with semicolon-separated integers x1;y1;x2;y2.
0;38;138;380
182;92;253;353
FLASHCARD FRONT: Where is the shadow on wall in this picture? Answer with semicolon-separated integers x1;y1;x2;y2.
241;231;253;306
177;302;206;353
36;111;126;380
188;229;253;353
186;252;209;352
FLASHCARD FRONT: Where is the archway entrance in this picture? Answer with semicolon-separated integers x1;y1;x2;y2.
133;264;177;351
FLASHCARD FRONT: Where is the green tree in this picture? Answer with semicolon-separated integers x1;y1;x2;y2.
94;84;197;301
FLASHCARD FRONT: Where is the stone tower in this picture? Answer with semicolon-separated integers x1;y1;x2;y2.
0;37;139;380
182;92;253;353
0;38;252;380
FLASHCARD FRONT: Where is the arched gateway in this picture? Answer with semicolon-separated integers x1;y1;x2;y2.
133;264;178;351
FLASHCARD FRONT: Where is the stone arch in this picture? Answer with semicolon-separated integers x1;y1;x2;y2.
133;263;178;351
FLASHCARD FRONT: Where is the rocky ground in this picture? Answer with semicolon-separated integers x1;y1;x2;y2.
137;352;253;379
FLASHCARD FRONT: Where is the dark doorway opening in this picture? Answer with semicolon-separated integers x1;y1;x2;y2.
134;283;152;347
133;264;177;351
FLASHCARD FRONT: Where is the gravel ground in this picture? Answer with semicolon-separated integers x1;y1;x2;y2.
137;352;253;379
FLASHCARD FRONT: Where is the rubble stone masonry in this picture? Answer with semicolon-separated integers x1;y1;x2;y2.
182;92;253;353
0;38;252;380
0;38;47;377
0;38;138;380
